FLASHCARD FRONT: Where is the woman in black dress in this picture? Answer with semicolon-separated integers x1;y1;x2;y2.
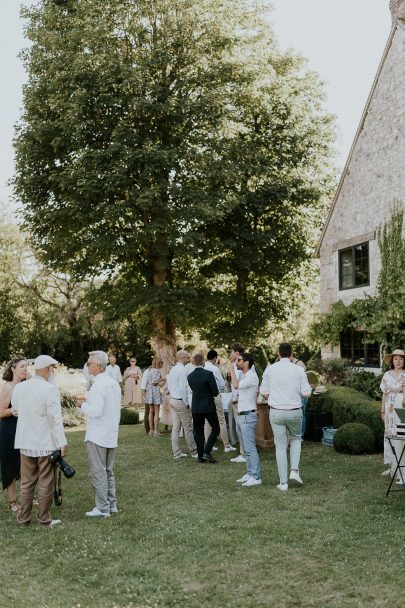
0;356;28;513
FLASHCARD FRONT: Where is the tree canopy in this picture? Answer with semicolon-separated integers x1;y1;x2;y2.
14;0;335;359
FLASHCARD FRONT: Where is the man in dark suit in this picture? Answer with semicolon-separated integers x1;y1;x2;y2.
187;353;220;463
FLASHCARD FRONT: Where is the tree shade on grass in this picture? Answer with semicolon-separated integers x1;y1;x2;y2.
0;426;403;608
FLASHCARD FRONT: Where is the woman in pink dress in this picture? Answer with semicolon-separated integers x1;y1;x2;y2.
123;357;143;408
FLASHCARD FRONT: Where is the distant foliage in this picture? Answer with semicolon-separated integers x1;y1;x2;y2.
344;370;382;400
120;407;139;425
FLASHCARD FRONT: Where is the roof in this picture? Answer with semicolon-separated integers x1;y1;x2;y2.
315;21;400;257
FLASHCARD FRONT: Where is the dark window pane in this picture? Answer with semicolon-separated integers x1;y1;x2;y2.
339;249;353;289
340;330;352;359
365;341;380;367
354;243;369;286
352;331;366;366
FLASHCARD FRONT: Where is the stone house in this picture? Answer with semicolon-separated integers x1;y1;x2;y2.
317;0;405;368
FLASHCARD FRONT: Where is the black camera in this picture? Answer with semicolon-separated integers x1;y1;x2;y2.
49;450;76;479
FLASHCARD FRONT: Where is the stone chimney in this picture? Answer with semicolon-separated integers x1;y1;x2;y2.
390;0;405;23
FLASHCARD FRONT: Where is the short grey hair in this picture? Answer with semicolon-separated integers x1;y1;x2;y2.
88;350;109;370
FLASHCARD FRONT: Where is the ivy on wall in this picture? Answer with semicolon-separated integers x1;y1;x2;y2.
311;203;405;351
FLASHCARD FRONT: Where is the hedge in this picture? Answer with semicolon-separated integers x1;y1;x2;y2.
120;407;139;425
333;423;375;455
308;385;383;451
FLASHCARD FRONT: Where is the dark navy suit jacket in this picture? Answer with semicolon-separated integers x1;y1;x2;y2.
187;367;219;414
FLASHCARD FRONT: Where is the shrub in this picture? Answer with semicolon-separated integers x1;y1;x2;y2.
307;358;352;385
333;423;375;454
308;385;383;451
120;407;139;425
60;390;78;409
344;369;383;400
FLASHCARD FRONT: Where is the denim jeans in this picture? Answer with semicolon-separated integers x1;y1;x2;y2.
238;411;260;480
270;408;303;484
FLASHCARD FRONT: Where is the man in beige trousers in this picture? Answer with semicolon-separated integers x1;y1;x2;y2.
167;350;198;459
12;355;67;527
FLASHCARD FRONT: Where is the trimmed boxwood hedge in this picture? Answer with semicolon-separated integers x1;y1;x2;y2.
308;385;383;451
120;407;139;425
333;423;375;454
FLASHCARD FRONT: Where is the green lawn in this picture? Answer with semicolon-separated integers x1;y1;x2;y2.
1;425;404;608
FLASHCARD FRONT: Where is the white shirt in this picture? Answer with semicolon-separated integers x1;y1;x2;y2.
167;363;189;405
237;368;259;413
204;361;225;392
80;372;121;448
262;358;311;409
140;367;149;390
12;376;67;452
231;363;243;401
184;362;195;404
105;364;122;384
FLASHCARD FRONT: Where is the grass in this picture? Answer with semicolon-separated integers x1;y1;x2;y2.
1;426;404;608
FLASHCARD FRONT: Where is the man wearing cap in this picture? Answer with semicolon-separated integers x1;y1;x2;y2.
77;350;121;518
11;355;67;527
166;350;198;459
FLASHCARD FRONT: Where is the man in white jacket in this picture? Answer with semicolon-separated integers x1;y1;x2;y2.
12;355;67;527
78;350;121;518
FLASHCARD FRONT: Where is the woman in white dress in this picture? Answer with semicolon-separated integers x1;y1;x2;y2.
380;349;405;481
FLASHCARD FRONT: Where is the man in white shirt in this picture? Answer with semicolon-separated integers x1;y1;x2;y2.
260;343;311;491
166;350;198;459
204;350;235;453
228;343;246;463
105;354;122;385
12;355;67;527
77;350;122;517
228;353;261;486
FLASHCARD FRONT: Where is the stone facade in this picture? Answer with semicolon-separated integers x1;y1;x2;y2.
318;2;405;360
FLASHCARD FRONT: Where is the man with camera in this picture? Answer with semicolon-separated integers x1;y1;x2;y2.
12;355;67;527
77;350;121;518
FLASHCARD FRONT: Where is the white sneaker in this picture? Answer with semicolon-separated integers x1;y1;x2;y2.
236;473;251;483
191;453;198;459
174;452;188;459
212;446;218;451
381;469;392;477
48;519;62;527
230;455;247;463
110;507;119;514
224;445;237;452
242;477;262;487
289;470;303;485
277;483;288;492
395;478;405;485
85;507;111;518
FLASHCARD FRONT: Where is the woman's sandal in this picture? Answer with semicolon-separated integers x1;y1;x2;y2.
8;501;21;514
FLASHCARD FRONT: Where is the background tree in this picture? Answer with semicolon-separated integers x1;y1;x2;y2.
14;0;335;362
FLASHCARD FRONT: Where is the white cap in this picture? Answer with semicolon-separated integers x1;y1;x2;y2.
34;355;59;370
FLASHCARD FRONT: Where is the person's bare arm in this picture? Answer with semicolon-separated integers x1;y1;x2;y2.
0;384;13;418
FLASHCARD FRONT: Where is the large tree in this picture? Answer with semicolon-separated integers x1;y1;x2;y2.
14;0;334;361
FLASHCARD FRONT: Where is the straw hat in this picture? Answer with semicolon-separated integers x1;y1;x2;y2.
383;349;405;364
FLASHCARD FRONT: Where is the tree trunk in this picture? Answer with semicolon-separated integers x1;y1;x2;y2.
150;317;176;376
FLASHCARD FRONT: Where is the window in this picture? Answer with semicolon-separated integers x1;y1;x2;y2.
340;330;380;367
339;242;370;290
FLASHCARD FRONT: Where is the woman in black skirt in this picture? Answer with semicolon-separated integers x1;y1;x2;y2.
0;356;28;513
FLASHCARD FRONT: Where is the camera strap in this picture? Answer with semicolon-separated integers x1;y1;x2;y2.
54;466;62;507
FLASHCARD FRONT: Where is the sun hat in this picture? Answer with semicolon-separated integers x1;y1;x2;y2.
34;355;59;369
383;349;405;364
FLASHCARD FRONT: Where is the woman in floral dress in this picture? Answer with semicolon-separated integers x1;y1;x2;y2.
123;357;143;408
145;357;164;436
380;349;405;480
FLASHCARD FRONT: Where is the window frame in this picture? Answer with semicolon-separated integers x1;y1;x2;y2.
340;329;380;368
338;242;370;291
